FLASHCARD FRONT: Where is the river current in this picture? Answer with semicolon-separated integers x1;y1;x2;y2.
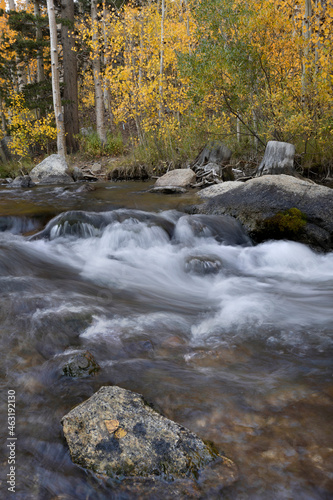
0;181;332;499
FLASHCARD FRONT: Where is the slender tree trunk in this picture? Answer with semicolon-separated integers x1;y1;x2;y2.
34;0;45;83
91;0;106;145
302;0;312;101
0;97;6;132
47;0;66;156
8;0;27;91
159;0;166;120
61;0;79;152
236;115;241;143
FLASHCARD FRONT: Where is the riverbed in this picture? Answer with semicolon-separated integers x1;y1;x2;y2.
0;180;332;499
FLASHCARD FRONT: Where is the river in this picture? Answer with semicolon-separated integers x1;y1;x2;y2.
0;180;332;499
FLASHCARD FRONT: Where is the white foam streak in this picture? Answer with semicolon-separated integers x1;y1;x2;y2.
23;213;333;349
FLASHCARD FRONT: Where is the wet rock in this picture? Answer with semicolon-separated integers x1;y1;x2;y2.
75;183;97;193
30;154;74;185
62;386;237;485
185;256;222;275
72;167;84;182
62;351;100;378
194;174;333;251
150;186;188;194
155;169;196;188
10;175;35;188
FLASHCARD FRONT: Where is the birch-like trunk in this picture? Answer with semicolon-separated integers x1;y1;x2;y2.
61;0;79;152
91;0;106;145
159;0;166;120
302;0;312;100
34;0;45;83
47;0;66;156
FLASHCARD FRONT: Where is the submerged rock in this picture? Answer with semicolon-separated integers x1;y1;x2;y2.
185;256;222;275
30;154;74;185
155;169;196;188
193;174;333;251
62;386;237;485
62;351;100;378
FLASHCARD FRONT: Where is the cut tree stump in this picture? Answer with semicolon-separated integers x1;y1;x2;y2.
256;141;296;176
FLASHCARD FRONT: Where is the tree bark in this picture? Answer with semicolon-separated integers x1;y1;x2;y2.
302;0;312;101
61;0;79;152
34;0;45;83
159;0;166;120
47;0;66;156
91;0;106;145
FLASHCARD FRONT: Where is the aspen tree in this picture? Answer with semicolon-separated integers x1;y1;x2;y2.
91;0;106;145
47;0;66;156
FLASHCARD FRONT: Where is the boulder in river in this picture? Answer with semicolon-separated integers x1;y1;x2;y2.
10;175;35;188
62;351;100;378
62;386;238;485
155;168;196;189
193;174;333;251
29;154;74;185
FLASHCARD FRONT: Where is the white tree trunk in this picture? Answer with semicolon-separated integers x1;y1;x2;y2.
159;0;166;120
91;0;106;145
47;0;66;156
302;0;312;99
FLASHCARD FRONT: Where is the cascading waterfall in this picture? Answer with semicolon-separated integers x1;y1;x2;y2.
0;191;332;500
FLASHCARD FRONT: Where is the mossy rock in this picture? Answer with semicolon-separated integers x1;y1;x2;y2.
263;208;307;238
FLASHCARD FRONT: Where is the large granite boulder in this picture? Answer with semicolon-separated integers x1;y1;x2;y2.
193;175;333;251
29;154;74;184
62;386;237;486
154;169;196;188
198;181;244;199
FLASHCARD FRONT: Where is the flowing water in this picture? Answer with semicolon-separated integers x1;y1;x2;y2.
0;181;332;499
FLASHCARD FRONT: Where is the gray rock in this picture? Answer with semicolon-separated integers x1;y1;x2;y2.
62;351;100;378
90;162;102;174
155;169;196;188
72;166;84;182
198;181;244;199
10;175;35;188
61;386;237;484
30;154;74;184
194;174;333;251
256;141;295;176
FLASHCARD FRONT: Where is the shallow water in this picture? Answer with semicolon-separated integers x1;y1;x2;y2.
0;181;332;499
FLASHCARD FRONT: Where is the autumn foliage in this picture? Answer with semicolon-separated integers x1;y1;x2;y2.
0;0;332;171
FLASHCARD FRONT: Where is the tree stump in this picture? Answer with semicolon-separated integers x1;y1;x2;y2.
193;141;232;169
256;141;295;176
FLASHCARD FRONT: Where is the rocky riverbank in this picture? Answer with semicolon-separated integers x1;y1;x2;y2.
190;174;333;252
